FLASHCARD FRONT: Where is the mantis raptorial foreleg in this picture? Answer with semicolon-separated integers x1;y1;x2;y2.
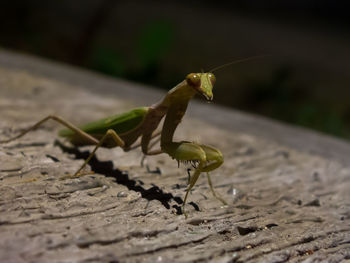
183;161;204;217
161;140;225;217
199;144;227;206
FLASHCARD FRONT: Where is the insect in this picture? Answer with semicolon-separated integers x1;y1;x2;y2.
0;56;264;216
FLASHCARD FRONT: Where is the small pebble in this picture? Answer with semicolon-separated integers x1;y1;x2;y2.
117;191;128;198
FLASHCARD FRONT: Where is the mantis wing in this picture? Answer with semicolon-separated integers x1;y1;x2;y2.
59;107;149;142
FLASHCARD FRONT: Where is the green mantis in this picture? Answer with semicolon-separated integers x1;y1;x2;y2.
0;72;226;217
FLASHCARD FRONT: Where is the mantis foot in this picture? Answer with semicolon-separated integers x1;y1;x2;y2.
182;206;188;218
59;170;95;180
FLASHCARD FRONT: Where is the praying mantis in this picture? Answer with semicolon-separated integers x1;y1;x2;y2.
1;56;264;216
0;72;225;217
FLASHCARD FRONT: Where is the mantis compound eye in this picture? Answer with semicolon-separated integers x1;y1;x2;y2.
208;73;216;85
186;73;201;87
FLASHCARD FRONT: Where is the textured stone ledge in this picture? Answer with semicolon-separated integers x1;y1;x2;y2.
0;50;349;263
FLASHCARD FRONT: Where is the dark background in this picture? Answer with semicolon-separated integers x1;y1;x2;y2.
1;0;350;140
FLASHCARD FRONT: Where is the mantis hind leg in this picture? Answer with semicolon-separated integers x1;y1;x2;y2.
0;115;125;179
0;116;126;177
0;115;99;145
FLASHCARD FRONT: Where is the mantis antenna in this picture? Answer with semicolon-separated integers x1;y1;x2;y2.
208;54;269;73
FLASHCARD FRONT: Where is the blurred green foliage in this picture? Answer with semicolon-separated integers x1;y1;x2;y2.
87;21;174;83
1;2;349;141
88;46;126;76
243;67;350;138
77;28;350;141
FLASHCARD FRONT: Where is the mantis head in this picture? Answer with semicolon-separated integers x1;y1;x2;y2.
186;73;216;101
184;55;267;101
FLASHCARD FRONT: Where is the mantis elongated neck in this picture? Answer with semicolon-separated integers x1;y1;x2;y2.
162;81;197;106
152;80;197;145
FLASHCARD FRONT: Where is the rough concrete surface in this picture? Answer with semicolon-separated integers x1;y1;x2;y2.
0;52;349;263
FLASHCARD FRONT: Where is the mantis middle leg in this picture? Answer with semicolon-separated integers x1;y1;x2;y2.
73;130;163;176
73;129;125;176
75;129;167;176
